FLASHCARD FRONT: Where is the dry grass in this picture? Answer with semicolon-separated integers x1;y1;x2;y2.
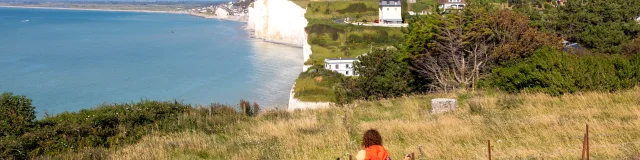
111;88;640;159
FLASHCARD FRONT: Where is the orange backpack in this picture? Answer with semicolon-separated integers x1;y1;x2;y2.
364;145;390;160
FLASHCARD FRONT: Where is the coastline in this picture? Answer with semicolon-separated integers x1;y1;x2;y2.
3;3;316;111
0;5;248;22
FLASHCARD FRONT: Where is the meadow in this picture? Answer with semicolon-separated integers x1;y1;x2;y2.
86;88;640;159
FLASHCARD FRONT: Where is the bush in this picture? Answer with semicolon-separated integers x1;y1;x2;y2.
336;49;413;104
337;3;376;14
305;24;344;38
467;99;484;114
0;92;36;137
1;96;260;159
489;48;640;96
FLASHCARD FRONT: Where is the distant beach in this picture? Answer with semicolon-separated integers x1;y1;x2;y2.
0;5;248;22
0;5;185;14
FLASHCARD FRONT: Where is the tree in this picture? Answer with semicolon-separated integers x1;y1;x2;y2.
405;6;560;91
336;49;413;102
489;9;561;62
547;0;640;53
401;0;409;22
0;92;35;137
410;6;494;91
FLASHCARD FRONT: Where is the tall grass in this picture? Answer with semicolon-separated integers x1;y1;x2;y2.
101;88;640;159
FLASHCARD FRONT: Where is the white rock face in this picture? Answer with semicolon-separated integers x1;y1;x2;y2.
215;8;229;19
248;0;308;47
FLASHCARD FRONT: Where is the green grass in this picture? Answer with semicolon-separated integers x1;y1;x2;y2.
304;21;405;65
294;0;406;101
291;0;310;8
293;66;343;102
411;0;437;12
305;1;380;21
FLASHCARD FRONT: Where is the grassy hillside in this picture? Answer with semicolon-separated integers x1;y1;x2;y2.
85;88;640;159
291;0;407;102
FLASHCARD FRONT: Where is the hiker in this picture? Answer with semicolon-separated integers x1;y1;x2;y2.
356;129;391;160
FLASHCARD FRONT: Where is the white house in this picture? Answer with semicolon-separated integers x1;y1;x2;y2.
379;0;402;24
438;0;465;11
325;58;359;76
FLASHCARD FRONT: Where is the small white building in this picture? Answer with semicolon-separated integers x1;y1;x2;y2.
379;0;402;24
325;58;359;76
438;0;465;11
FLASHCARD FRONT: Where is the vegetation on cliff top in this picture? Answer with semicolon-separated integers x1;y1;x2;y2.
18;88;640;159
0;92;261;159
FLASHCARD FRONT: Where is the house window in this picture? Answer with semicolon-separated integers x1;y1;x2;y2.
335;64;339;69
329;64;331;69
346;64;350;68
346;71;350;75
387;8;389;11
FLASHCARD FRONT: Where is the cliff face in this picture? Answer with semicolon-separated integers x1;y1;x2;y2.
248;0;308;48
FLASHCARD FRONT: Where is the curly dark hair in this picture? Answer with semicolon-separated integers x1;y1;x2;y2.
362;129;383;148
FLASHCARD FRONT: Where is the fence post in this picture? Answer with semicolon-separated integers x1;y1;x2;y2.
488;140;491;160
411;152;415;160
586;124;589;160
581;124;589;160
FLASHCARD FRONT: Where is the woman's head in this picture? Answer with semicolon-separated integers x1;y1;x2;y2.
362;129;383;148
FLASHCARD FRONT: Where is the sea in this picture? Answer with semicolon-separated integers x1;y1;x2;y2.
0;7;303;117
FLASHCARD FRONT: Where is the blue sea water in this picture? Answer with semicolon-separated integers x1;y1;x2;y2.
0;7;303;117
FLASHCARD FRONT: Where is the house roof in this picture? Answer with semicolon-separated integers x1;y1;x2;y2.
325;58;359;61
438;0;465;4
380;0;401;6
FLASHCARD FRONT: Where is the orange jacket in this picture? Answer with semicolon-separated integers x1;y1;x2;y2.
364;145;390;160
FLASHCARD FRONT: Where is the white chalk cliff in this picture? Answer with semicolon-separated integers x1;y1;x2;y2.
248;0;330;110
248;0;308;49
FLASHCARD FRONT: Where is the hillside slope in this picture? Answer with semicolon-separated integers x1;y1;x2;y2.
107;88;640;159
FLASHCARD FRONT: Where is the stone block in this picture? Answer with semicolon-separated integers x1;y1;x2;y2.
431;98;457;114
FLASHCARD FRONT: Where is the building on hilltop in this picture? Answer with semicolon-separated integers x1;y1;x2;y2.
325;58;359;76
438;0;465;11
379;0;403;24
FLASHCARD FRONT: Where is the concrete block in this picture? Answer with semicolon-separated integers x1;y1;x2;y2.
431;98;457;114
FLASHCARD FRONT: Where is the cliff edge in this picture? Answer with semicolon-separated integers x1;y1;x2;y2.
248;0;308;48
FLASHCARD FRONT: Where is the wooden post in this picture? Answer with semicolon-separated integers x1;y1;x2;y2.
348;154;352;160
581;124;590;160
411;152;415;160
586;124;589;160
488;140;492;160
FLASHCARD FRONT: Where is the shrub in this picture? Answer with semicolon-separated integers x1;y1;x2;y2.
489;48;640;96
1;96;260;159
467;99;484;114
337;3;376;14
0;92;36;137
336;49;413;104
